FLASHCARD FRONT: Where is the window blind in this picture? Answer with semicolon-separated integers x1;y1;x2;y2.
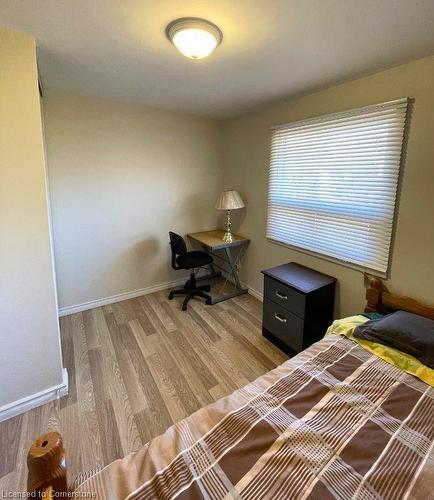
266;98;408;274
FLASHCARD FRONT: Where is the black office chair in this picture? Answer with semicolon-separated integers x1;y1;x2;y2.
168;232;213;311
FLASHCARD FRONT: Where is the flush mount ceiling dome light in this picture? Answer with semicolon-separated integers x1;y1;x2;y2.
166;17;223;59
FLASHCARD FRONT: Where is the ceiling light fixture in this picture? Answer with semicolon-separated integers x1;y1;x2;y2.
166;17;223;60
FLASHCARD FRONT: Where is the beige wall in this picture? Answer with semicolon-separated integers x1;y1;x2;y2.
43;91;223;309
42;56;434;316
222;56;434;317
0;29;64;407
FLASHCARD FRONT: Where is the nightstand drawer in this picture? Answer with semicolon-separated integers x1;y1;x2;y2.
263;298;304;352
264;276;305;318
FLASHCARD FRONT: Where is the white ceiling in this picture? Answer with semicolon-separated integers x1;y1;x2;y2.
1;0;434;118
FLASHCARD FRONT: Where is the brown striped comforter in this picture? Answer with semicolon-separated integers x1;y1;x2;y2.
75;334;434;499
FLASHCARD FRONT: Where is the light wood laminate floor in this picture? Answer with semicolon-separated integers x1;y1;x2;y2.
0;287;287;493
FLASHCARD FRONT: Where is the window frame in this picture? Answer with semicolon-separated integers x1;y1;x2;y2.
266;98;409;277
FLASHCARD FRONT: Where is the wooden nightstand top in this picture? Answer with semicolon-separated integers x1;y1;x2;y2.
262;262;336;294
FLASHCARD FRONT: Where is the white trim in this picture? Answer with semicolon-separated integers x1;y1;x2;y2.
58;278;188;317
243;281;263;302
0;368;68;423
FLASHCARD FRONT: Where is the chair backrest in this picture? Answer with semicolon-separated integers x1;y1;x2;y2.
169;232;187;270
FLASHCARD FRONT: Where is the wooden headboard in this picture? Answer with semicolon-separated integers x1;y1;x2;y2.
365;276;434;320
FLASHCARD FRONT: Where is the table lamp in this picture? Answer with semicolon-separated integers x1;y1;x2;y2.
215;190;245;243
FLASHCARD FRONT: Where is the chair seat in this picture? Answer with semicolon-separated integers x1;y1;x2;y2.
176;251;213;269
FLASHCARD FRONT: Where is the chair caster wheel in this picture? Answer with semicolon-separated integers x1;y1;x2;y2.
206;299;212;305
204;285;211;292
182;304;187;311
169;292;174;300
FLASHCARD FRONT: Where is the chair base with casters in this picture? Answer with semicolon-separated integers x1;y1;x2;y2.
168;231;214;311
168;271;212;311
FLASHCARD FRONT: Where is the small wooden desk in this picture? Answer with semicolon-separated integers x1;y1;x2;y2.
188;230;250;304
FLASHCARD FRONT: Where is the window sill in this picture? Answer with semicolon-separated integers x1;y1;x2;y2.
266;237;389;279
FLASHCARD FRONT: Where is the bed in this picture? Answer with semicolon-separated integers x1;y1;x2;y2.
28;278;434;499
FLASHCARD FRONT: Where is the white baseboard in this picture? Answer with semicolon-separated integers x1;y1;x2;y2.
242;281;263;302
0;368;68;423
58;276;264;318
58;277;188;317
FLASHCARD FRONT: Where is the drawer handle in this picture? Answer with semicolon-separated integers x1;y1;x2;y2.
274;313;287;323
275;291;288;300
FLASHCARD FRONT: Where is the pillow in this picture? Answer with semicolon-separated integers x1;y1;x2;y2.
326;315;434;387
354;310;434;370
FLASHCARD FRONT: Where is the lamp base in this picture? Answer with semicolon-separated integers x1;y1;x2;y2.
222;209;233;243
222;231;233;243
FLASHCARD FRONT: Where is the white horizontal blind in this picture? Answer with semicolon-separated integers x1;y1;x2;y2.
266;98;408;274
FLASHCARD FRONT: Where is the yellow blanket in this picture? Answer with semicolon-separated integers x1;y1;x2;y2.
326;315;434;387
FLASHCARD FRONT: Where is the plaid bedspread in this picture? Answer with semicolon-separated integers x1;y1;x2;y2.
76;334;434;499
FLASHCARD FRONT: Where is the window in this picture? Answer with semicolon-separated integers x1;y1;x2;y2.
266;98;408;275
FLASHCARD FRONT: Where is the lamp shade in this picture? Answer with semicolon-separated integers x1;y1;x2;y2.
215;190;245;210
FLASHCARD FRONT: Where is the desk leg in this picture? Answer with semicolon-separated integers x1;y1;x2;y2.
211;247;248;304
225;247;242;289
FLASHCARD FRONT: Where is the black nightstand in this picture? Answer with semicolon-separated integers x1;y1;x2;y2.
261;263;336;355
